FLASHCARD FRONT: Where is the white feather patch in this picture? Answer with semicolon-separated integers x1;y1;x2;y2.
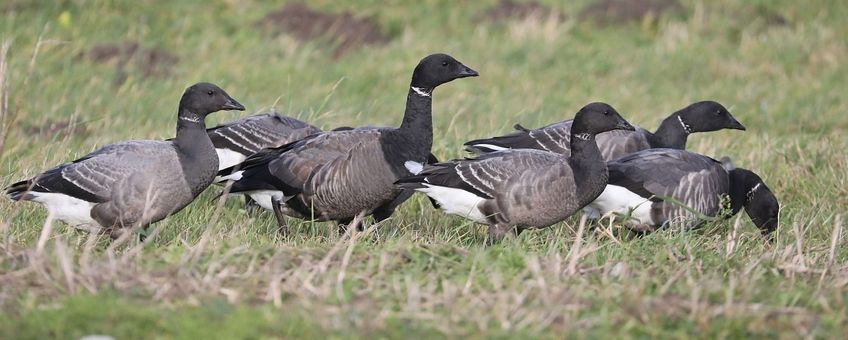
215;148;249;171
404;161;424;175
29;192;100;232
469;143;507;152
240;190;288;211
586;185;655;226
417;184;487;223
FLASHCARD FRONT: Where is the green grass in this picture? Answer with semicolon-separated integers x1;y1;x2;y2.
1;0;847;338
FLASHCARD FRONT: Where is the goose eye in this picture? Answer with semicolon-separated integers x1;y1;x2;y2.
207;90;214;96
604;110;610;116
715;110;722;116
441;61;449;67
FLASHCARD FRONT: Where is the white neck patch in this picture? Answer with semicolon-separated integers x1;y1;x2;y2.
574;133;592;141
180;115;201;123
411;87;431;97
677;115;692;134
404;161;424;175
746;182;762;202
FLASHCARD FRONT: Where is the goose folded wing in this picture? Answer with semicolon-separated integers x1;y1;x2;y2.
609;149;726;202
208;114;321;155
527;120;573;154
268;129;387;195
32;141;169;203
404;150;563;200
595;127;652;160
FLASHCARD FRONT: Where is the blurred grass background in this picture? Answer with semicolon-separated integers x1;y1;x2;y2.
1;0;847;338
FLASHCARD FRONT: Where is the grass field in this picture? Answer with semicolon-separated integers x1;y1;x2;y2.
1;0;847;338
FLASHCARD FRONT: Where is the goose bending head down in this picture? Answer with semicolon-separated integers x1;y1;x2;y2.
463;100;746;160
226;53;478;234
583;149;779;236
5;82;244;238
397;102;635;244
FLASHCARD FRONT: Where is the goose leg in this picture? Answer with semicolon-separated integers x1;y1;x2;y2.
244;194;261;217
271;197;288;236
486;223;516;245
337;217;354;235
139;224;152;242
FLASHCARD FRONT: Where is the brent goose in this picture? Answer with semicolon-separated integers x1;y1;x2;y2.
226;53;478;233
584;148;779;235
397;102;635;243
464;101;745;160
5;82;245;238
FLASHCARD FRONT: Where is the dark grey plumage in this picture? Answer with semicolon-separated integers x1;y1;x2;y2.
585;148;779;235
227;53;478;232
4;82;245;237
464;101;745;160
398;102;636;243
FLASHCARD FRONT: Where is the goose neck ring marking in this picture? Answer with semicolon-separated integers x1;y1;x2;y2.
411;87;431;97
180;115;202;123
574;132;592;141
746;182;762;203
677;115;692;134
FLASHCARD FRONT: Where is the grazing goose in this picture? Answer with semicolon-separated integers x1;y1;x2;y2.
397;102;635;243
5;82;245;238
464;101;745;160
207;113;321;182
226;53;478;233
584;148;779;235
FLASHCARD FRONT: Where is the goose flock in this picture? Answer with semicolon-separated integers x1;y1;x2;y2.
4;53;779;243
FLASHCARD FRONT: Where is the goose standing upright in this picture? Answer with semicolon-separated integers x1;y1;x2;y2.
397;102;635;243
464;101;745;160
5;82;245;238
584;148;779;235
226;53;478;233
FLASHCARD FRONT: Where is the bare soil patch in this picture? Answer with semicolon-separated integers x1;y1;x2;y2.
258;3;390;58
580;0;682;24
478;0;564;23
80;41;178;78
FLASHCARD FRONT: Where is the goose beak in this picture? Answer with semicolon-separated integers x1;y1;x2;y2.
617;119;636;131
728;117;746;131
457;65;479;78
223;97;245;111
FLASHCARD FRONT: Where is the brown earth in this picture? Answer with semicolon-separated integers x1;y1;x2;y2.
80;41;178;79
580;0;682;24
258;3;390;58
478;0;564;22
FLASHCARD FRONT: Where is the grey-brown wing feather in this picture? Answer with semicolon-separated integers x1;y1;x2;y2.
609;149;729;227
527;120;573;154
209;114;321;154
595;127;653;161
453;150;578;227
270;129;396;219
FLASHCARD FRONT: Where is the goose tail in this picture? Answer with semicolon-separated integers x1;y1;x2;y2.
4;178;35;201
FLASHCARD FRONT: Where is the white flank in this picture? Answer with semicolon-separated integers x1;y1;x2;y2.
586;185;655;226
404;161;424;175
418;184;487;223
241;190;287;211
29;192;100;232
215;148;248;171
469;143;506;152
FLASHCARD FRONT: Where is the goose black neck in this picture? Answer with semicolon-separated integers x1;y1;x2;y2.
174;108;218;195
569;132;604;165
653;112;689;149
174;108;208;149
399;86;433;132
